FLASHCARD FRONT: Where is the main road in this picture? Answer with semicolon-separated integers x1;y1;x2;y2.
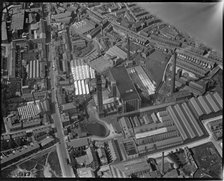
49;33;75;178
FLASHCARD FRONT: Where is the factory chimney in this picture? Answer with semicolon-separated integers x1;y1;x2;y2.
171;52;177;94
31;90;36;104
127;34;131;62
96;71;104;117
77;13;80;22
101;22;104;37
161;152;164;175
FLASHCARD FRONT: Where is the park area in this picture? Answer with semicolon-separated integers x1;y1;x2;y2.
1;147;62;178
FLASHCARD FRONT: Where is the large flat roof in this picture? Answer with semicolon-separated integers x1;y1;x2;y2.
1;21;7;40
110;157;151;177
67;137;89;148
71;19;96;35
11;10;25;31
109;66;140;101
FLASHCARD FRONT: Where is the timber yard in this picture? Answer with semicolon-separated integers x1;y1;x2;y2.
1;2;223;179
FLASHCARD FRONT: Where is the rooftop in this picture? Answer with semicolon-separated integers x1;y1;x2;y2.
109;66;140;101
1;21;8;41
52;11;72;19
110;157;152;178
71;19;96;35
61;102;77;111
11;10;25;31
67;137;89;148
106;45;127;60
77;167;95;178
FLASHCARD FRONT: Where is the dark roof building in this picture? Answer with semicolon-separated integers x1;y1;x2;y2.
87;25;102;39
109;67;139;101
108;66;141;112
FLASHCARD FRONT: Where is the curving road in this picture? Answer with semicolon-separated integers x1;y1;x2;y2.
86;100;122;142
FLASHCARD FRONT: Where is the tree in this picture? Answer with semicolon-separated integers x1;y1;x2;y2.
130;173;138;178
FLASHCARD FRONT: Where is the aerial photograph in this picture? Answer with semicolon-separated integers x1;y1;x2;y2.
1;2;223;179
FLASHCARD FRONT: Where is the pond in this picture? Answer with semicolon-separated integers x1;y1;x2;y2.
85;122;108;137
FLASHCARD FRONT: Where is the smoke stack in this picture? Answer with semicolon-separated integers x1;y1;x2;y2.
127;34;130;61
171;52;177;94
101;22;104;37
77;13;80;22
161;152;164;175
96;71;103;116
31;90;36;104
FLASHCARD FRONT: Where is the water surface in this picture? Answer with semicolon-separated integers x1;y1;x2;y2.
137;2;223;55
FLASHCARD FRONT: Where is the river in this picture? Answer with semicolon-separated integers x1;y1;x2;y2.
137;2;223;55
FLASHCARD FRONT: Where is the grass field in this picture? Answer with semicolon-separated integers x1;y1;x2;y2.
145;50;171;88
47;150;62;177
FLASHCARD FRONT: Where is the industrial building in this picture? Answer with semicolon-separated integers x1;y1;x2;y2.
10;10;25;32
87;55;113;73
29;19;46;39
70;19;96;35
22;118;41;129
22;91;47;102
116;92;223;157
128;66;156;96
150;34;181;47
52;11;72;20
17;102;42;120
87;9;103;24
106;45;127;60
159;26;179;40
61;102;78;113
72;39;86;48
112;23;149;45
108;66;141;112
87;25;102;39
176;49;215;78
1;21;8;42
27;60;40;79
71;58;95;96
77;167;95;178
110;157;157;178
187;92;223;119
208;50;223;66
